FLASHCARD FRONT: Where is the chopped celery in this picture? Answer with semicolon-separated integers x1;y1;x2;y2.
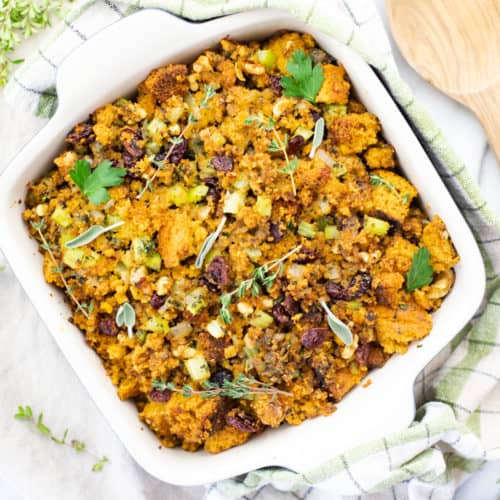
145;252;162;271
206;319;225;339
187;185;209;203
185;288;206;315
51;206;73;228
146;118;167;138
245;248;262;263
298;221;316;239
364;215;390;236
250;310;274;329
59;231;76;246
347;300;361;311
63;248;98;269
104;214;122;227
144;316;170;333
168;184;189;206
205;248;221;265
255;196;272;217
326;104;348;117
185;353;210;381
146;142;161;154
132;237;154;263
223;191;246;214
257;49;276;69
295;127;314;141
324;225;340;240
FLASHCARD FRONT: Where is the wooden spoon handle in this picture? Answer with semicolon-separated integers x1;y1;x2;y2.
460;80;500;164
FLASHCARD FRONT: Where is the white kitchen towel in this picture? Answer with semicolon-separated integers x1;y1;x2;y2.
1;1;499;500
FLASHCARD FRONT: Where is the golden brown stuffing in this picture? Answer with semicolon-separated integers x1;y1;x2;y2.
23;32;458;454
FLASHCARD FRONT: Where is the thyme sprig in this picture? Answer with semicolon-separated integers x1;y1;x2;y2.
137;84;216;199
219;245;302;324
0;0;70;86
152;373;292;400
30;220;89;318
246;114;299;196
14;405;109;472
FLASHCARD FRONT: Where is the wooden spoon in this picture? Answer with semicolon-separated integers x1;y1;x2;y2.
386;0;500;163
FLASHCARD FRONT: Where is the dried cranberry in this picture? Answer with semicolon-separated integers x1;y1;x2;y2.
326;281;351;301
98;317;118;336
203;178;222;204
272;304;292;327
270;76;283;96
226;413;259;433
301;328;329;349
211;155;234;172
66;121;95;147
282;294;299;316
355;343;370;366
206;256;230;286
287;135;305;156
303;306;324;325
375;285;390;305
210;369;233;387
150;292;166;310
269;222;284;242
200;276;220;293
310;110;322;123
150;388;172;402
168;137;188;165
122;128;144;168
294;247;318;264
348;272;372;298
203;176;219;187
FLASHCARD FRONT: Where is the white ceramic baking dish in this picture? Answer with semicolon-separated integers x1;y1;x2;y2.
0;8;485;486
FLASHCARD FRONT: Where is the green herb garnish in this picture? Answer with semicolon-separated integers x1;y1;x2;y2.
319;300;353;345
69;159;126;205
219;245;302;324
14;405;109;472
115;302;136;338
280;50;324;103
0;1;68;86
369;173;396;192
30;220;89;318
152;373;291;400
406;247;434;291
309;117;325;159
65;221;124;249
195;216;227;269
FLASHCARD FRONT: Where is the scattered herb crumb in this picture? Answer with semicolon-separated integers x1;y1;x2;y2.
14;405;109;472
406;247;434;291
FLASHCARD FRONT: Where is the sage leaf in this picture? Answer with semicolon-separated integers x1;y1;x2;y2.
319;300;353;345
309;117;325;159
195;216;227;269
116;302;136;338
65;221;124;249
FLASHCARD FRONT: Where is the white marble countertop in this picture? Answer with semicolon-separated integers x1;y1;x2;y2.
0;1;499;499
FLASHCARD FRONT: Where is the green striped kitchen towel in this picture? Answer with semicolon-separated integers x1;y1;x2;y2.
3;1;500;499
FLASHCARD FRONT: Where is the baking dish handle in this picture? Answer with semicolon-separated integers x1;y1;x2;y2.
55;9;199;120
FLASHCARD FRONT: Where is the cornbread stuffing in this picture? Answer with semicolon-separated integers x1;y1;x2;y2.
23;32;459;453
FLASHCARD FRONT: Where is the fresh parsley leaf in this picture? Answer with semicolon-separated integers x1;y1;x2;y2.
69;159;92;191
281;50;324;103
406;247;434;291
69;159;126;205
